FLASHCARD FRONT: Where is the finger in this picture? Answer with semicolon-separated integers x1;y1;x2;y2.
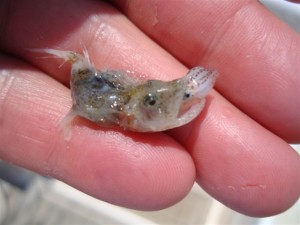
0;0;182;84
0;53;196;210
112;0;300;142
170;92;300;217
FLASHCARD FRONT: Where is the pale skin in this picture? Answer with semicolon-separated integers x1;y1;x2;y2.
0;0;299;217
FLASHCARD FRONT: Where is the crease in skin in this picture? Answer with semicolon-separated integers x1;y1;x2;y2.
149;1;159;27
240;184;267;190
0;69;13;92
215;184;268;191
0;70;15;126
92;22;110;42
125;0;159;27
228;185;236;190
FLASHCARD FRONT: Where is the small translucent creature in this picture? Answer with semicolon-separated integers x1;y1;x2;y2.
42;49;218;132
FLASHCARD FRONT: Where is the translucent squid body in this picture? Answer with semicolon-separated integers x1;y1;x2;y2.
42;49;218;132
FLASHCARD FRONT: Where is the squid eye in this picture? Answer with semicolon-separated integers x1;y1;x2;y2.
143;93;158;106
183;92;192;99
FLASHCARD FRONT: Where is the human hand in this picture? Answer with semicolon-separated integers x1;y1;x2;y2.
0;0;299;217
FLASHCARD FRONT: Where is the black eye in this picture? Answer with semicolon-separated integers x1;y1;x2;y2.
184;92;191;99
144;93;157;106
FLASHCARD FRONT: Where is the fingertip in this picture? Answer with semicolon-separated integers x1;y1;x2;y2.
193;97;300;216
53;126;196;210
171;92;300;216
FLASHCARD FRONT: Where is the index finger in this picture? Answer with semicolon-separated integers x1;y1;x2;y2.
113;0;300;142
